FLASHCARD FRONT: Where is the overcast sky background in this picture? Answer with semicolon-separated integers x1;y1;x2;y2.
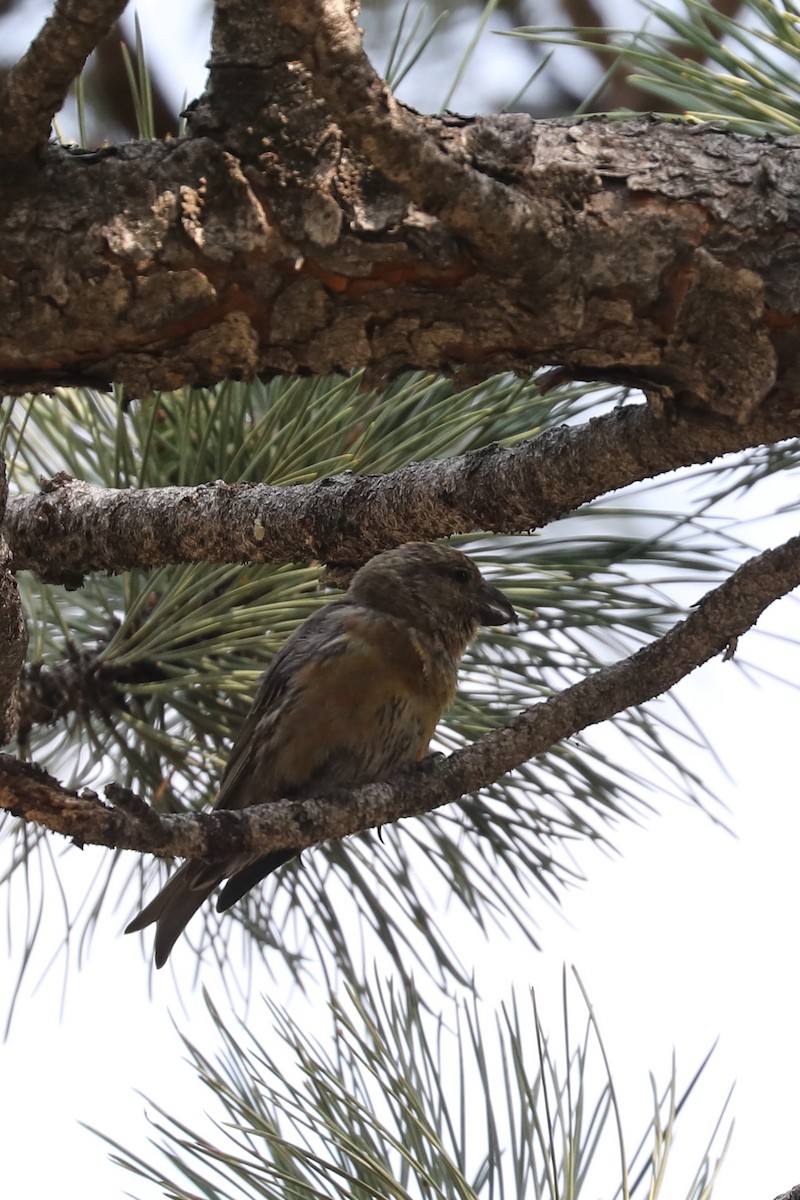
1;3;799;1198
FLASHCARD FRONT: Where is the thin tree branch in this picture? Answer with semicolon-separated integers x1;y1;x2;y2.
5;397;800;582
0;0;129;160
3;528;798;860
15;645;160;742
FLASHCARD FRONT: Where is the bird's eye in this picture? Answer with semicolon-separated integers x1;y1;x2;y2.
453;567;471;584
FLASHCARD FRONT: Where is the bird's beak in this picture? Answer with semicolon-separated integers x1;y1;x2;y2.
477;583;517;627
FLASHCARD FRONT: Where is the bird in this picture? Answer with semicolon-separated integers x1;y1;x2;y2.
125;542;517;967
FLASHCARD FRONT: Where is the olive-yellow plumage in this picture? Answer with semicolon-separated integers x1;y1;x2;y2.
126;542;516;967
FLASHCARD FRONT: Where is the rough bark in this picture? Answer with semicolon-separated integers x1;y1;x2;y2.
15;645;155;741
4;395;800;582
0;456;27;744
1;115;797;412
3;526;799;856
0;0;798;415
0;561;27;744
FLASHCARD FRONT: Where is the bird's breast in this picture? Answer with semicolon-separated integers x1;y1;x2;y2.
270;612;459;793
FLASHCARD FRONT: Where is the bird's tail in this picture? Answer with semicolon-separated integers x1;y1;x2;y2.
125;862;222;968
215;847;298;911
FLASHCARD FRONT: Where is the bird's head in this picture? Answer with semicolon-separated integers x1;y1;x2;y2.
348;542;517;652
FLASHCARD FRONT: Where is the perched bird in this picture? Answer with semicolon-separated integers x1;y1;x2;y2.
126;542;517;967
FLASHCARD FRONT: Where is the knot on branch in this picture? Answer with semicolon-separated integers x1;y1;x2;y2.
671;248;776;422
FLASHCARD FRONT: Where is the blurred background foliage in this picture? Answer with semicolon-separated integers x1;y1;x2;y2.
0;0;769;139
4;0;800;1193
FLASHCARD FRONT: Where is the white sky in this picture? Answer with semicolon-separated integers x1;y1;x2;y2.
3;622;799;1199
1;3;799;1198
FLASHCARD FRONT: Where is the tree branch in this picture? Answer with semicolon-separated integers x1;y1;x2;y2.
1;97;797;402
5;398;800;582
15;644;160;741
0;456;28;744
270;0;554;261
0;564;27;744
0;0;129;160
3;528;798;859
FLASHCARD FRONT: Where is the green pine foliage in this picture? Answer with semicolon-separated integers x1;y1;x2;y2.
99;973;731;1200
2;374;741;986
8;1;800;1193
513;0;800;132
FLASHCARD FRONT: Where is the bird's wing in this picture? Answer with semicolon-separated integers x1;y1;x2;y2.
212;599;353;812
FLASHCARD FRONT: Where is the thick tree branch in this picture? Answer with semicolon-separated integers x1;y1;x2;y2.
3;528;798;859
0;0;797;419
1;102;798;405
5;398;800;582
0;0;129;160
